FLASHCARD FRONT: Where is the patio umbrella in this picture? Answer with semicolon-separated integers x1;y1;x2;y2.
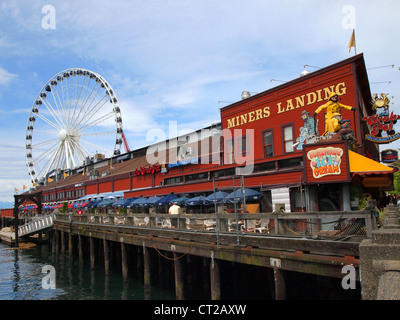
112;198;131;208
147;196;162;206
185;195;208;206
155;193;179;206
87;199;102;208
130;197;149;207
124;197;138;208
226;188;263;203
205;191;229;204
97;199;114;208
169;196;189;206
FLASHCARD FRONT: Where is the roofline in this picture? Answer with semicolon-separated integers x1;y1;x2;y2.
219;53;367;113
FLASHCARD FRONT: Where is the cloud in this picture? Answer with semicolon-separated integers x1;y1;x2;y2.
0;66;17;85
0;0;400;202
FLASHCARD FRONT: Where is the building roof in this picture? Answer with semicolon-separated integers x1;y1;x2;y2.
219;53;370;113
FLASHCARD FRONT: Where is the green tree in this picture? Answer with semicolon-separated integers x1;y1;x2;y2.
391;171;400;195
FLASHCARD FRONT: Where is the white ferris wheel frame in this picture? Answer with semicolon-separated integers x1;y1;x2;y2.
25;68;124;184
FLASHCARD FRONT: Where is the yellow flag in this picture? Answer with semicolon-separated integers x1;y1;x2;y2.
33;182;38;187
48;177;54;183
14;187;19;192
63;172;69;178
23;185;27;190
348;29;355;53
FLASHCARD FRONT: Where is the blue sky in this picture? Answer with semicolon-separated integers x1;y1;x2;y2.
1;0;400;202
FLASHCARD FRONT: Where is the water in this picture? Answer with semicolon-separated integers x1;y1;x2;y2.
0;241;361;301
0;241;175;300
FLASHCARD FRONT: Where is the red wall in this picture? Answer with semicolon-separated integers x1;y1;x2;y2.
220;63;357;162
114;177;130;191
0;208;13;217
86;183;97;195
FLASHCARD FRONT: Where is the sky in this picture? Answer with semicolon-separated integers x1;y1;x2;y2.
0;0;400;203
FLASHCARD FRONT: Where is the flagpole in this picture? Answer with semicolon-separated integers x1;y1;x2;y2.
353;29;356;55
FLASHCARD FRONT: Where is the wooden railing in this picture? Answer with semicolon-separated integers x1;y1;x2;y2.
54;209;376;240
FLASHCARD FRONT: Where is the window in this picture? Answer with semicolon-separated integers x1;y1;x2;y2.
278;157;303;169
210;168;236;179
263;130;273;157
236;135;249;157
283;125;294;153
253;161;276;172
185;172;208;182
225;138;234;164
164;176;184;185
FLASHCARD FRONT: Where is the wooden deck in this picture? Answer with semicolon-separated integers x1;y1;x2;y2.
53;211;367;280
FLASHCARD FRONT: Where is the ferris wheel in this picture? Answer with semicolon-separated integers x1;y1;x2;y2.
25;68;129;185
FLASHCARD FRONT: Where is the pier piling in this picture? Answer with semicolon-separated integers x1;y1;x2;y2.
210;254;221;300
174;252;184;300
104;238;110;275
121;242;128;283
143;243;151;297
90;236;95;270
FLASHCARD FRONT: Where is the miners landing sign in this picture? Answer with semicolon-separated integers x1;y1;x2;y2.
303;141;350;184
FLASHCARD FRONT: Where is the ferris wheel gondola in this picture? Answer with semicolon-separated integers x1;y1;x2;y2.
25;68;126;185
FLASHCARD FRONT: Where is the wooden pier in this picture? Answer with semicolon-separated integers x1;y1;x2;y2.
49;210;371;299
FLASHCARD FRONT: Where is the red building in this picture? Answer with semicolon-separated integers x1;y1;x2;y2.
25;53;393;214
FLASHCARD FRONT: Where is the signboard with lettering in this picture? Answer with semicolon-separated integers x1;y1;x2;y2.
362;94;400;144
381;149;399;164
303;141;350;184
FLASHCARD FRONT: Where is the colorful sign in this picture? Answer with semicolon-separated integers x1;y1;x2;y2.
362;94;400;144
381;149;399;163
303;141;350;184
134;164;161;176
168;156;199;168
307;147;343;179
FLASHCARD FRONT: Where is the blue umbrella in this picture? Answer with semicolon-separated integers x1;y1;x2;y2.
87;199;102;208
131;197;149;207
155;193;178;206
185;195;208;206
147;196;162;206
112;198;127;207
168;196;189;206
205;191;229;204
97;199;114;208
226;188;262;203
123;197;138;208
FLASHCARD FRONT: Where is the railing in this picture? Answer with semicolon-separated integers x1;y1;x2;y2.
54;209;376;241
19;213;54;237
